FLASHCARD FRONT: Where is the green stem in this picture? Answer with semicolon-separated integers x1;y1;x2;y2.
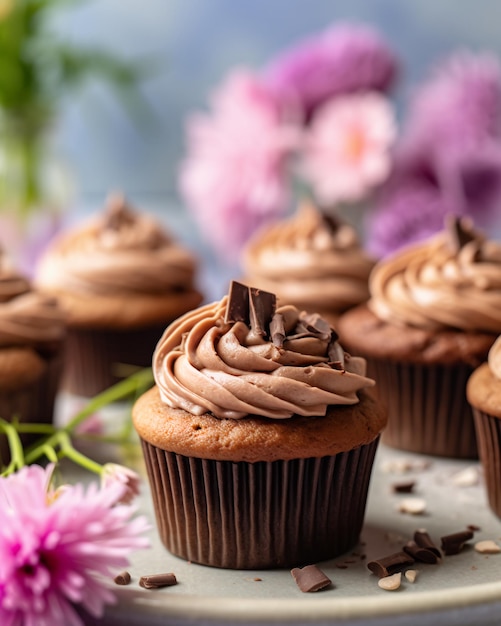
0;418;25;473
15;423;57;435
57;431;103;475
19;131;41;215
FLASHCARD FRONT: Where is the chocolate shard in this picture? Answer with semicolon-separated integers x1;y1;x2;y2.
446;215;477;252
440;529;474;556
270;312;285;348
290;564;332;592
414;529;442;559
104;192;133;229
139;572;178;589
403;540;439;564
113;571;131;585
225;280;250;325
328;340;345;369
367;551;415;579
249;286;276;338
320;210;342;235
300;312;333;341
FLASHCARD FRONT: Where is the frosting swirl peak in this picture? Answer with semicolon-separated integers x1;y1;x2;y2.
154;282;374;419
369;217;501;333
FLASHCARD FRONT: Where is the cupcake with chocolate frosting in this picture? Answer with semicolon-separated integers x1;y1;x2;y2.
242;200;374;325
133;280;386;569
35;194;203;396
0;249;66;464
338;216;501;458
467;336;501;518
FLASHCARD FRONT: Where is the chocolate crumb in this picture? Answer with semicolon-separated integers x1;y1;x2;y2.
446;215;477;252
392;481;416;494
253;577;263;582
114;571;131;585
467;524;481;532
139;573;178;589
440;530;474;556
291;565;332;592
335;563;348;569
367;551;415;579
414;529;442;559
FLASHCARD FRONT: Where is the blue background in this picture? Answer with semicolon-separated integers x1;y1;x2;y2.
51;0;501;215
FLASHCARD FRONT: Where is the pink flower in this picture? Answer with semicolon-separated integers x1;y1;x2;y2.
300;92;396;205
0;464;149;626
101;463;141;505
179;69;299;261
264;22;398;120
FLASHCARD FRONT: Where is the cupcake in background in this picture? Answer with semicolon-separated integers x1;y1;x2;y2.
133;280;386;569
467;336;501;519
241;200;375;325
35;193;203;397
337;216;501;459
0;249;66;464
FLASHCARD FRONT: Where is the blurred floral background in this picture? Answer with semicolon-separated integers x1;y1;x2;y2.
1;0;501;289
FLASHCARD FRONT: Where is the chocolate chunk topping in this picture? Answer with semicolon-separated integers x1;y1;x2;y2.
327;340;345;369
225;280;250;325
249;287;276;339
270;312;286;348
367;551;415;579
446;215;477;252
440;529;474;556
103;193;134;230
403;540;440;564
414;529;441;558
290;564;332;592
113;571;131;585
139;572;178;589
320;210;342;235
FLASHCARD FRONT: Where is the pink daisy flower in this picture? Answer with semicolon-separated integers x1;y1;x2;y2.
301;91;396;205
179;69;299;261
0;464;149;626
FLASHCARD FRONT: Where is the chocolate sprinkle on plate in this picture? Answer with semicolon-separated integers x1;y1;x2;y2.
403;540;440;564
367;551;415;579
414;529;442;559
391;480;416;494
113;571;131;586
440;529;474;556
139;573;178;589
290;565;332;592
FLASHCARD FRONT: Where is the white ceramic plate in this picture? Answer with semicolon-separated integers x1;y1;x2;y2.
81;443;501;626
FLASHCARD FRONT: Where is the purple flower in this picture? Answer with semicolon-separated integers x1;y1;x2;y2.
0;464;149;626
179;69;299;261
264;23;398;120
367;183;458;258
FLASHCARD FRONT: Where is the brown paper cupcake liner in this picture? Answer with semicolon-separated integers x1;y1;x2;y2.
366;359;477;459
0;351;63;465
140;437;379;570
62;324;166;397
472;408;501;519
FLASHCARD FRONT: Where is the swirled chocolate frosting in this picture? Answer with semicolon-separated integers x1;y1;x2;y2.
36;194;197;296
154;281;374;419
242;201;374;312
488;336;501;380
369;217;501;333
0;250;65;348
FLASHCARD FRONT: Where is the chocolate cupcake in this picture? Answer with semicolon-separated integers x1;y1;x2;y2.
133;281;386;569
0;250;66;464
35;194;203;396
467;336;501;518
338;216;501;459
242;200;374;325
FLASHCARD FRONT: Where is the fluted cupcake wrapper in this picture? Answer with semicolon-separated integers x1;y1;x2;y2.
140;437;380;570
63;325;166;397
366;359;477;459
472;408;501;519
0;352;63;465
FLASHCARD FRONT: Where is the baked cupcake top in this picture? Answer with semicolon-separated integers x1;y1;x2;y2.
242;201;374;313
0;249;65;350
369;216;501;333
36;194;197;297
153;281;374;420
